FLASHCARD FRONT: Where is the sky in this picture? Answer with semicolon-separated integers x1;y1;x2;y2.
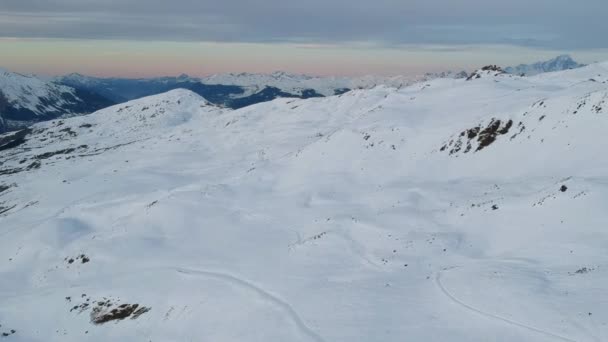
1;0;608;77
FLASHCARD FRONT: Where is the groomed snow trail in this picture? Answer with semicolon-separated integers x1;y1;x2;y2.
435;269;577;342
174;267;326;342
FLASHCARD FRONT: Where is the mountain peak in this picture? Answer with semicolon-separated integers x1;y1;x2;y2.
553;54;577;62
160;88;210;103
0;69;113;132
505;55;585;76
177;73;192;80
2;62;608;341
466;65;507;80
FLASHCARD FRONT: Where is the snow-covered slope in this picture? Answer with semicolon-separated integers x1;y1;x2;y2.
505;55;586;76
1;63;608;341
0;69;114;132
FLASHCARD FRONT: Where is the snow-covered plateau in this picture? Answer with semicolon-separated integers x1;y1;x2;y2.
1;62;607;341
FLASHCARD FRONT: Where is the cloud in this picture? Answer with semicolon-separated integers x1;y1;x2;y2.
0;0;606;49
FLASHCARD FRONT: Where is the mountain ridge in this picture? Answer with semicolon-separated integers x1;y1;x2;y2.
0;69;114;132
1;61;607;341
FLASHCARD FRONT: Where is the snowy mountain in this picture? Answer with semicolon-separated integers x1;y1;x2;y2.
466;65;507;80
0;69;113;133
2;62;608;341
200;70;468;96
505;55;585;76
201;71;342;96
56;72;328;109
56;71;465;110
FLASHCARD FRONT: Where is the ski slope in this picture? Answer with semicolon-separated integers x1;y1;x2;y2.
1;63;608;341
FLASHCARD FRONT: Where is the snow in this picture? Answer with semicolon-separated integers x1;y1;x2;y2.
1;63;608;341
53;70;465;105
505;55;586;76
0;69;78;115
201;71;459;96
58;73;102;88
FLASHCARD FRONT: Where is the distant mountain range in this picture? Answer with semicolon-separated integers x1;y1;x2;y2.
504;55;585;76
0;56;586;133
54;71;443;111
1;61;608;341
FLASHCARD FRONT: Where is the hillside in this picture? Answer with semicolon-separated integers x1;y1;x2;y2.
1;63;608;341
0;69;113;133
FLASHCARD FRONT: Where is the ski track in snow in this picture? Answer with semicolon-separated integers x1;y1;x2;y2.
435;269;577;342
173;267;326;342
0;266;327;342
3;65;608;340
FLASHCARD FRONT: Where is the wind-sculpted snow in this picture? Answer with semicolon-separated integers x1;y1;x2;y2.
1;64;608;341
